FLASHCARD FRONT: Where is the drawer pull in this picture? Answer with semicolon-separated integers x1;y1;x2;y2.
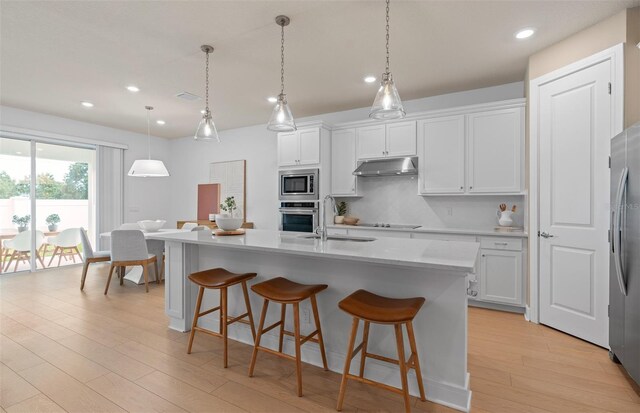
495;242;508;246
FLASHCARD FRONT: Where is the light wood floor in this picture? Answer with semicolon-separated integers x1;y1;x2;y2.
1;264;639;413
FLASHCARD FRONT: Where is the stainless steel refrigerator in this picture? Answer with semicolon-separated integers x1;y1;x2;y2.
610;122;640;385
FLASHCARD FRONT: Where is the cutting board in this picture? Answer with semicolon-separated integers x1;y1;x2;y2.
214;229;245;236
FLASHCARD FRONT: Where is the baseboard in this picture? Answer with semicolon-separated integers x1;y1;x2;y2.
468;299;525;314
198;318;471;412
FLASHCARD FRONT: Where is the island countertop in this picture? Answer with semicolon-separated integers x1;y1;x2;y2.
148;228;480;274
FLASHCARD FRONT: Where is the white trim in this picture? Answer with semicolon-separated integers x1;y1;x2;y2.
0;125;129;149
528;43;624;325
332;99;526;130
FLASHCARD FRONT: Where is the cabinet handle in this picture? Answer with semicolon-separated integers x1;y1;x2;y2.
495;242;508;246
460;186;464;190
469;186;473;190
481;254;485;257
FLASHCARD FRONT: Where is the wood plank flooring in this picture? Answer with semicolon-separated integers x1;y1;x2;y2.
1;264;639;413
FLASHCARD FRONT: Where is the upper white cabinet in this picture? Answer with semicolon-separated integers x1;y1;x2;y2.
356;125;386;159
356;121;416;160
331;128;359;196
419;115;466;194
418;103;524;195
467;108;523;193
277;127;321;167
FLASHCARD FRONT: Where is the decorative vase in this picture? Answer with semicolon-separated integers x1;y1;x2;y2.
497;210;514;227
48;224;58;232
18;226;27;233
334;216;345;224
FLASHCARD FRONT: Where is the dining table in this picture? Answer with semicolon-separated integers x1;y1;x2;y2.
99;228;189;284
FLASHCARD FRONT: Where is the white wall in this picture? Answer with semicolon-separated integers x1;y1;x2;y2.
168;81;525;229
0;106;172;224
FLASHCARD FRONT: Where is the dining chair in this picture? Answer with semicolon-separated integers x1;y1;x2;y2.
191;225;212;234
182;222;198;230
79;227;111;291
119;223;141;230
3;231;46;272
47;228;83;267
105;229;158;294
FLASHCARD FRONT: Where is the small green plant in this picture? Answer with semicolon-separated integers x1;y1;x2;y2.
12;214;30;228
45;213;61;225
336;201;348;216
220;196;237;216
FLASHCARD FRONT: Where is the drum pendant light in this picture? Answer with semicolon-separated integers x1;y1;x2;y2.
128;106;170;177
267;15;296;132
369;0;405;120
194;45;220;141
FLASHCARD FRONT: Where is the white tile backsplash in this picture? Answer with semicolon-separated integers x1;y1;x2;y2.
337;175;524;229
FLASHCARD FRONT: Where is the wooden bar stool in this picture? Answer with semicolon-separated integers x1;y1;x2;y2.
248;277;328;397
187;268;257;368
336;289;426;413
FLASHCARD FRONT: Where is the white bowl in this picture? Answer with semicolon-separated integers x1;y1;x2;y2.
216;217;243;231
137;220;166;232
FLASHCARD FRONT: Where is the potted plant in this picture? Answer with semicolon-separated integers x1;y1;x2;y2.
12;214;30;232
217;196;242;231
335;201;348;224
46;213;61;231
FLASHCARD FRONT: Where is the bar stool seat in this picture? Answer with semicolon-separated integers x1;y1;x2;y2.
338;289;424;324
337;289;426;413
248;277;328;397
251;276;327;302
189;268;255;288
186;267;257;368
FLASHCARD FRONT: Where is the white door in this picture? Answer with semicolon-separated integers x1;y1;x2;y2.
278;132;299;167
479;249;522;306
419;116;465;194
331;129;357;196
467;108;522;193
356;125;386;159
539;60;611;347
386;121;416;157
298;128;320;165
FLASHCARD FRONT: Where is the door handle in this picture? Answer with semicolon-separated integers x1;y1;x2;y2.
539;231;554;239
613;167;629;296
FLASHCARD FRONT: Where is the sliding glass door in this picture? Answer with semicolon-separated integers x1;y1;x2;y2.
0;137;96;274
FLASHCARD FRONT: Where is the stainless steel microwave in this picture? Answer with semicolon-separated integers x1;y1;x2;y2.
279;168;318;201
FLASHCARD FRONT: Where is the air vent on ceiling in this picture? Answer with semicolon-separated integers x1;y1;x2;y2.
175;92;202;101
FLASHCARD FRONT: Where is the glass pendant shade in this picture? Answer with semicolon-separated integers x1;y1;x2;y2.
128;159;170;177
369;72;405;120
267;94;296;132
194;111;220;142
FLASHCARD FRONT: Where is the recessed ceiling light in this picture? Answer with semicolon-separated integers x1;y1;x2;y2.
515;28;535;39
267;97;278;103
126;85;140;92
156;120;166;125
81;101;94;108
364;76;377;83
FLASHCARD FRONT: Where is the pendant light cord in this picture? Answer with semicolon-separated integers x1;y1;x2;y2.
385;0;390;74
146;107;151;160
280;23;285;95
205;50;210;112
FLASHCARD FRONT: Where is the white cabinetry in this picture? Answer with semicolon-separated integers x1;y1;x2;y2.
418;102;524;195
331;128;359;196
277;127;320;167
479;249;523;306
467;108;522;193
419;116;466;194
356;121;416;160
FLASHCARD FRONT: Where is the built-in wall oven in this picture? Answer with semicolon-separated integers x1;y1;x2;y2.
279;169;318;201
279;202;319;233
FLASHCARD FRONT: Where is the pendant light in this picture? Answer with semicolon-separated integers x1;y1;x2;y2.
128;106;170;177
194;45;220;141
369;0;405;120
267;15;296;132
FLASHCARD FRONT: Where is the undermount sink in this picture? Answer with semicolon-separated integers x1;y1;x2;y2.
298;234;376;242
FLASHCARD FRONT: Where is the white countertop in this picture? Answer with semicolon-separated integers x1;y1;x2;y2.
148;229;479;273
328;224;528;238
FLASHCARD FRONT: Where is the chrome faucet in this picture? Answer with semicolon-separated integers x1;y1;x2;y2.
316;194;337;241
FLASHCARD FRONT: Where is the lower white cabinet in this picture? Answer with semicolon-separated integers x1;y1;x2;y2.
478;249;523;306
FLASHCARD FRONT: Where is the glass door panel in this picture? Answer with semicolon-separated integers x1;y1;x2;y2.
0;138;33;274
35;142;96;269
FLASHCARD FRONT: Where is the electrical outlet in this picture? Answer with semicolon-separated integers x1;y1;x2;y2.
302;308;311;324
447;207;453;216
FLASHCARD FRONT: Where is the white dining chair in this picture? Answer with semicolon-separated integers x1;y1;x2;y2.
181;222;198;230
106;230;158;294
3;231;46;272
79;227;111;291
47;228;83;267
119;223;141;230
191;225;212;234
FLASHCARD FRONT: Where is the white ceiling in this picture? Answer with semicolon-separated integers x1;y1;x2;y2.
1;0;638;139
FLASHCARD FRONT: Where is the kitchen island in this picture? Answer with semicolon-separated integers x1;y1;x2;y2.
149;229;479;412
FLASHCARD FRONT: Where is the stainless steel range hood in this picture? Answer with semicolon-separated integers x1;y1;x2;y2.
353;156;418;177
